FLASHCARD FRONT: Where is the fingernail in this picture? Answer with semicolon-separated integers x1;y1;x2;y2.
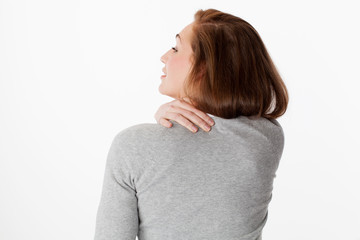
192;126;198;132
208;119;214;125
204;125;210;131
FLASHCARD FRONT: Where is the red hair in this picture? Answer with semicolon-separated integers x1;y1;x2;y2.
183;8;289;119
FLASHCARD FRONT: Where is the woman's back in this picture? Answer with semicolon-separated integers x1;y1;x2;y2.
94;114;285;240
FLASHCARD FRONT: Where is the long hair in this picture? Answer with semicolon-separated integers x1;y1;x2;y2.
183;8;289;119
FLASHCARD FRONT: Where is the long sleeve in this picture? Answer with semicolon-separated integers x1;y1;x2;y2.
94;133;139;240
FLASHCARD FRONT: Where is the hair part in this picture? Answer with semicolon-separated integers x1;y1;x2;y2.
182;8;289;120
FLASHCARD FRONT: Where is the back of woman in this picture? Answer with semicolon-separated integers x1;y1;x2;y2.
94;8;288;240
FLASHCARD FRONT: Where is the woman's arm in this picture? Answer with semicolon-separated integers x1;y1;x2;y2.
154;98;215;133
94;134;139;240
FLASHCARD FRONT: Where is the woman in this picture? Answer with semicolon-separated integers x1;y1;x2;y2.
94;8;288;240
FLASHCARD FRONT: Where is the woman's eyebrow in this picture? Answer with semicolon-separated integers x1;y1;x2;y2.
176;33;182;43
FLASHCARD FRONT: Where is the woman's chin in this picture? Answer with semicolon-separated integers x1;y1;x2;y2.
158;86;171;98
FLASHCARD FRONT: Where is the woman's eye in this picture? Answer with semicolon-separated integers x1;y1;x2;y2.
171;47;178;52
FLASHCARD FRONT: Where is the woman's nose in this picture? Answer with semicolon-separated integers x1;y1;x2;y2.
160;54;166;63
160;50;170;63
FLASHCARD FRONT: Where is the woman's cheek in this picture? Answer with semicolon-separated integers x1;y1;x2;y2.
173;56;191;77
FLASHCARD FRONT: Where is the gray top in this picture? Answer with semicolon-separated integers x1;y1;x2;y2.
94;113;285;240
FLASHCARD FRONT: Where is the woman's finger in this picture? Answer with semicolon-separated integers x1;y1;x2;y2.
173;98;215;126
154;98;215;132
168;100;215;128
163;105;212;132
159;118;172;128
161;111;200;133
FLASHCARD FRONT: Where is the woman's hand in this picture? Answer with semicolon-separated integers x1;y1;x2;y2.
154;98;215;133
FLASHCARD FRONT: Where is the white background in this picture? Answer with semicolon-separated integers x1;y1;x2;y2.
1;0;359;239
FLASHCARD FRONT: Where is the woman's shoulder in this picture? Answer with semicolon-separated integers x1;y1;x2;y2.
114;123;162;142
113;122;188;146
109;123;189;169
